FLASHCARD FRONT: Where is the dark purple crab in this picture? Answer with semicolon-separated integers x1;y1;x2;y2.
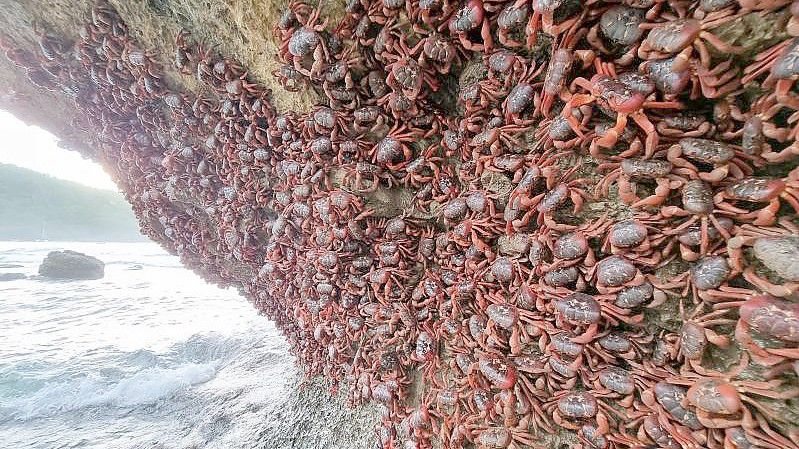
448;0;493;52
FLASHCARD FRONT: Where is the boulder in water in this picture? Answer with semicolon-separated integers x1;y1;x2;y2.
38;250;104;280
0;273;26;281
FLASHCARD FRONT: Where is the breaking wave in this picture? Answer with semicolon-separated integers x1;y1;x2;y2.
1;362;218;421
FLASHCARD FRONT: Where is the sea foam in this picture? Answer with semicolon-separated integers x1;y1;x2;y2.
1;363;217;421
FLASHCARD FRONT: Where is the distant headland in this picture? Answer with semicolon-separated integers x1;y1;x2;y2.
0;163;146;242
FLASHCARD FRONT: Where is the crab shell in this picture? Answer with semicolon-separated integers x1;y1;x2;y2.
687;379;742;415
739;295;799;342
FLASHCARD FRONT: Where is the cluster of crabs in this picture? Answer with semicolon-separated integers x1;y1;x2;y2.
3;0;799;448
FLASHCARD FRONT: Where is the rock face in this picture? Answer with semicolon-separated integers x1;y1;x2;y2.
2;1;799;449
38;250;104;280
257;376;380;449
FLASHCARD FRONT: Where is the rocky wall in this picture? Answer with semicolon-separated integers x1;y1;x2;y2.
1;1;799;449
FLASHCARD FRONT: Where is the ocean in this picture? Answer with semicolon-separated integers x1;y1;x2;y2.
0;242;377;449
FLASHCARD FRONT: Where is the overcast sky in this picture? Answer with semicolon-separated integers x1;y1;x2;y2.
0;110;118;191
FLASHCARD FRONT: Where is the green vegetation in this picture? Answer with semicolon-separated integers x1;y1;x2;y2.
0;163;145;241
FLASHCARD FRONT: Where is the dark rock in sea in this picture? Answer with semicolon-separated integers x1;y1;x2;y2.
0;273;26;281
38;250;105;280
0;264;24;269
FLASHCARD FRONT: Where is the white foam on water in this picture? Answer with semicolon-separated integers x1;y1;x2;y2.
0;241;292;448
2;362;217;421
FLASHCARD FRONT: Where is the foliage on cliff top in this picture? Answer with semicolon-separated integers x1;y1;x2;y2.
0;163;145;241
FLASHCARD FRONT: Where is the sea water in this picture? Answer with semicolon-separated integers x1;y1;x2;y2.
0;242;297;449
